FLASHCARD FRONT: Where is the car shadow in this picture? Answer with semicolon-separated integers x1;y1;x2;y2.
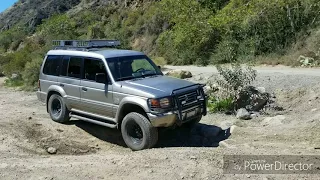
66;120;127;147
66;120;231;148
157;123;230;148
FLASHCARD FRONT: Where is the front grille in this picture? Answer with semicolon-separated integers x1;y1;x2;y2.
178;90;200;109
172;84;207;122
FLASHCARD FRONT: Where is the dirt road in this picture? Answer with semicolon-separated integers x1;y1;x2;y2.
0;65;320;180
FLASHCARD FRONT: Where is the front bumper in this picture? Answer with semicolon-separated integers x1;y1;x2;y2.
147;107;205;128
147;112;177;127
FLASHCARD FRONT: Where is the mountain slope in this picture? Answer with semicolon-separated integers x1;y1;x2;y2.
0;0;82;31
0;0;320;88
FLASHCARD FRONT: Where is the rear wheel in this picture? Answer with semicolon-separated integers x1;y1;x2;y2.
48;94;70;123
121;112;158;151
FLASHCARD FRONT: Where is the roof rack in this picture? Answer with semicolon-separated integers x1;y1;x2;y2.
52;40;121;50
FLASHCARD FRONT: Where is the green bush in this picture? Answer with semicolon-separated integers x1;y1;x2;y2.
216;63;257;99
22;58;43;89
207;63;257;112
4;77;24;87
208;96;234;113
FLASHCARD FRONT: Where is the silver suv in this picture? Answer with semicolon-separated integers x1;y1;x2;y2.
37;40;207;150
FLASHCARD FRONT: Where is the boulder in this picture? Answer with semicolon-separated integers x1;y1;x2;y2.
11;73;20;79
236;86;270;111
236;108;251;120
166;70;192;79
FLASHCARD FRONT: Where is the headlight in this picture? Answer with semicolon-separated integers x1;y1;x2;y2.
148;97;173;110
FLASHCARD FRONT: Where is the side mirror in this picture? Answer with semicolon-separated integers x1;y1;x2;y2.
95;73;107;84
157;65;161;70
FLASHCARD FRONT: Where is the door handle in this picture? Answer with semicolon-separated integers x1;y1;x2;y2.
59;83;64;87
82;87;88;92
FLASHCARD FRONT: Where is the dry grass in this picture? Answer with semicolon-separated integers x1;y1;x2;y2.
151;56;166;67
257;29;320;67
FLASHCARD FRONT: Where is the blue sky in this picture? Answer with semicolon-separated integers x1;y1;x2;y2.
0;0;18;13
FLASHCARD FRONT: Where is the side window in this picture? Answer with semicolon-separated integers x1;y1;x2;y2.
67;57;82;78
60;56;70;76
84;58;107;82
43;55;62;76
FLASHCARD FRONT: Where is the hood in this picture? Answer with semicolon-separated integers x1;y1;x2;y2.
121;75;197;98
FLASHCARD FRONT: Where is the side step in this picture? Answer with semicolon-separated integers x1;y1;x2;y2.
70;114;117;129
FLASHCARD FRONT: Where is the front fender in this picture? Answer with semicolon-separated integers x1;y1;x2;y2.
115;96;149;122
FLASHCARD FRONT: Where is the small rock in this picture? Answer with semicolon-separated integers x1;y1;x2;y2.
28;117;32;120
230;125;237;134
148;170;154;173
250;113;257;119
219;121;233;130
190;156;197;160
219;141;230;148
256;87;266;94
47;147;57;154
56;129;64;133
236;108;251;120
311;108;317;112
79;149;89;153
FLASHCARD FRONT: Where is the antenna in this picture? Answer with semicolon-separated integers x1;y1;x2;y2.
52;40;121;49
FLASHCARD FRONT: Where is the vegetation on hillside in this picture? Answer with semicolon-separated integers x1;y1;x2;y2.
0;0;320;88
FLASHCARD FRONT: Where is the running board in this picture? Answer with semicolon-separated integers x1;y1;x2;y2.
70;114;117;129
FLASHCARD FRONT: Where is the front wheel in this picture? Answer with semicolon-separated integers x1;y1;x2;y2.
121;112;158;151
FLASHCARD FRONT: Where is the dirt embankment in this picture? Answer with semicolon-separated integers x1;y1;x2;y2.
0;65;320;180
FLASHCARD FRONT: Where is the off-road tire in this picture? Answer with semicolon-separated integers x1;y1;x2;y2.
48;94;70;123
121;112;158;151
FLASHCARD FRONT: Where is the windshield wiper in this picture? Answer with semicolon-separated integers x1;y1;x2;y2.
143;73;159;77
117;76;135;81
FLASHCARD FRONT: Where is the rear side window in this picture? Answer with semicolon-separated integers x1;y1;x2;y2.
60;56;83;78
68;57;82;78
60;56;69;76
43;55;62;76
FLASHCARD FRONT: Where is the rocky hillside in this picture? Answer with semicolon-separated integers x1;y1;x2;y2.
0;0;82;31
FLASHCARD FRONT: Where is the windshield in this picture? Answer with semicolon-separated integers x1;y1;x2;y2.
107;55;163;81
